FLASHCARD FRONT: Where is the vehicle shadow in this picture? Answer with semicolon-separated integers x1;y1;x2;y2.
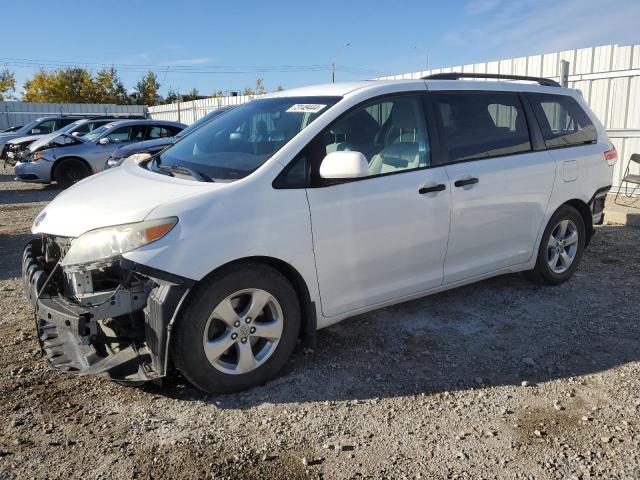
153;224;640;407
0;183;59;205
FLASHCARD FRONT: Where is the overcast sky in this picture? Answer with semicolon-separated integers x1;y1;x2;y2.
4;0;639;96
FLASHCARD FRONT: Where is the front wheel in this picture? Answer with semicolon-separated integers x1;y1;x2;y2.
171;264;301;394
527;205;586;285
54;158;90;189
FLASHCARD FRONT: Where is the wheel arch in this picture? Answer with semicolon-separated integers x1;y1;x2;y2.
51;155;92;181
562;198;593;246
176;255;316;346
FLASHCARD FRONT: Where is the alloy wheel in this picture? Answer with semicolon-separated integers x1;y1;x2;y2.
202;288;284;375
546;219;579;274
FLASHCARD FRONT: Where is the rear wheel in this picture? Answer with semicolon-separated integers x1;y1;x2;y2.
527;205;586;285
172;264;301;394
54;158;90;189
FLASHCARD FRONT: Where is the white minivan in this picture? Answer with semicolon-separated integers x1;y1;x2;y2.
23;74;616;393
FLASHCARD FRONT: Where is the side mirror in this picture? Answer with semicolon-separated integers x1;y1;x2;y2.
319;151;369;179
71;132;80;136
31;128;41;134
98;137;110;145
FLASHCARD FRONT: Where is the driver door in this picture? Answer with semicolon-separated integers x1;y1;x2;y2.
306;94;451;317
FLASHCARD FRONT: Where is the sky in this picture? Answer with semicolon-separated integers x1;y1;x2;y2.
4;0;639;98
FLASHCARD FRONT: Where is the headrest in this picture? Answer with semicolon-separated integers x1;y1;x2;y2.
391;101;416;130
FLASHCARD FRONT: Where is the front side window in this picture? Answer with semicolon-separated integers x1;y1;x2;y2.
432;92;531;162
33;120;56;134
320;95;430;177
106;125;145;143
155;96;339;182
527;93;597;148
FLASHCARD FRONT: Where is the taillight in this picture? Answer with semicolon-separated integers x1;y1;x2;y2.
604;147;617;165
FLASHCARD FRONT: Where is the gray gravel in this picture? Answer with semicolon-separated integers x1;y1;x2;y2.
1;164;639;479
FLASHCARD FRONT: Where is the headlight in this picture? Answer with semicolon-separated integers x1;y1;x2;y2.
60;217;178;267
30;151;45;161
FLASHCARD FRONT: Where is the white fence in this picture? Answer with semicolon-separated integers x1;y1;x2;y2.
149;43;640;194
0;102;148;130
148;94;264;125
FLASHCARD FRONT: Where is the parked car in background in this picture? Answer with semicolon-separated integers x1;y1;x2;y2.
1;115;92;162
22;75;615;394
14;119;185;188
0;125;24;133
4;117;135;166
104;106;235;169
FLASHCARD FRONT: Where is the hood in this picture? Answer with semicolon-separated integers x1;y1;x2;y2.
32;161;222;238
112;137;176;159
7;134;43;146
29;132;81;153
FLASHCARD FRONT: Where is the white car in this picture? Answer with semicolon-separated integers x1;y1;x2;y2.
23;74;615;394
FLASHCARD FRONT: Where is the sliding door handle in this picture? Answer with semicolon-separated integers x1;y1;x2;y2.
419;184;446;194
454;177;479;187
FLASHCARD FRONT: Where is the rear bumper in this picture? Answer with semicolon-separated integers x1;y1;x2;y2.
589;185;611;226
22;238;189;383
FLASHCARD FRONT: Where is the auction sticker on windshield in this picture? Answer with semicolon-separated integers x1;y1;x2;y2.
286;104;326;113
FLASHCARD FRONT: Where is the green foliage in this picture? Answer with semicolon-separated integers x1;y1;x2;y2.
0;68;16;101
134;71;161;106
22;66;129;104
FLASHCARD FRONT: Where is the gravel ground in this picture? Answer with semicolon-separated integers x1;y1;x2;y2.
1;164;639;479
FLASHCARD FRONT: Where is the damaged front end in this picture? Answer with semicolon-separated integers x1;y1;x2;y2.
22;236;192;383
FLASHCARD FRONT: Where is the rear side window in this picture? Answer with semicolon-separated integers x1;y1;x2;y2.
432;92;532;162
527;93;597;148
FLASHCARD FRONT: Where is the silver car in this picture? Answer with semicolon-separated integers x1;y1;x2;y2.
14;119;185;188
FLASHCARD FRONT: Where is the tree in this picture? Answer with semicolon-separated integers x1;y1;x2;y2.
0;68;16;101
275;84;284;92
162;88;181;104
23;67;95;103
135;71;160;106
93;67;128;104
184;87;199;101
242;86;255;96
254;78;266;95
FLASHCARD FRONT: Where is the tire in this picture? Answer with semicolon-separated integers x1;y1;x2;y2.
54;158;90;189
171;263;301;394
527;204;586;286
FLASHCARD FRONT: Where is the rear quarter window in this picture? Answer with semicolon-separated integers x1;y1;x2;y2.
527;93;597;148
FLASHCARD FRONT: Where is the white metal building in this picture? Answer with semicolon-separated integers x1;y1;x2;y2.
148;43;640;193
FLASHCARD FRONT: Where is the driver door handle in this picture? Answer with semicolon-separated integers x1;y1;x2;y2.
419;184;446;194
454;177;479;187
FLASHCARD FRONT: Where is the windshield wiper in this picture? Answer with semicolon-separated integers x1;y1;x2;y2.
156;163;214;182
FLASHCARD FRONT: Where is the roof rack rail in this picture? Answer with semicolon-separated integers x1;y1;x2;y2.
422;72;561;87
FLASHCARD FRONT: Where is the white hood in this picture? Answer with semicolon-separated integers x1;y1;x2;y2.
32;162;221;238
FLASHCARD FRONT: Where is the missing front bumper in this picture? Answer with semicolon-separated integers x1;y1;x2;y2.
22;238;189;383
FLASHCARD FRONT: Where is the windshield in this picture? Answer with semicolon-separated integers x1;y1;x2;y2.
83;124;112;141
60;121;83;133
155;96;339;182
176;108;232;138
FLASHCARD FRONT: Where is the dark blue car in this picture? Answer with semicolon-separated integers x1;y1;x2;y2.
104;106;236;169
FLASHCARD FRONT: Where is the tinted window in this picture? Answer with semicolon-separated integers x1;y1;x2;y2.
320;95;430;177
147;125;174;139
432;92;531;162
106;125;145;143
527;93;597;147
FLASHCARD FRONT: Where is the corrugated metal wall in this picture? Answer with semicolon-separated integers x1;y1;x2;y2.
148;43;640;193
0;102;147;130
378;43;640;194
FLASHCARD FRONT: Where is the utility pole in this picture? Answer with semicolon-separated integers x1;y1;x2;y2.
560;60;570;87
414;46;429;72
331;43;351;83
